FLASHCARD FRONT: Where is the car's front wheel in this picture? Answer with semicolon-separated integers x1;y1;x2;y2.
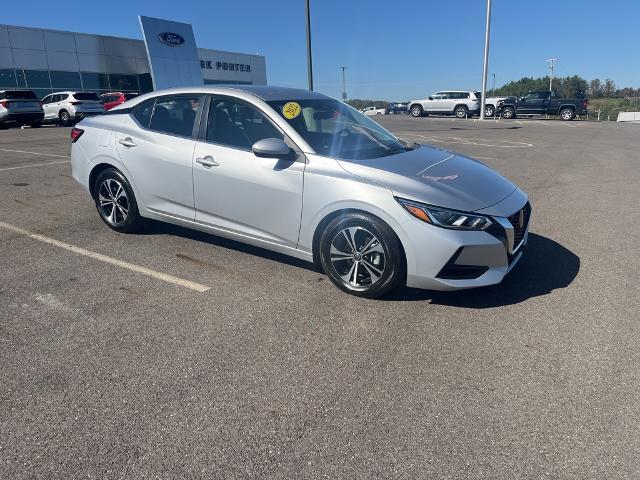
501;106;516;119
410;105;423;117
93;168;143;233
319;212;405;298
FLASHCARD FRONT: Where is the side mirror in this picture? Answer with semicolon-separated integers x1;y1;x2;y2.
428;96;433;101
252;138;292;158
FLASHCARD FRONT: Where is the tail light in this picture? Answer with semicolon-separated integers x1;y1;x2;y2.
70;127;84;143
0;100;8;108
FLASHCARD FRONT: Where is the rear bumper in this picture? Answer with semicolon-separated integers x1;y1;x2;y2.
0;111;44;125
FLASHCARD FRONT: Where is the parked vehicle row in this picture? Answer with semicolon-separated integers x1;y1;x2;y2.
0;89;139;128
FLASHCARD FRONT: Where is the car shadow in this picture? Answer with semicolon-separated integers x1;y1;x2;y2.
385;233;580;308
139;220;318;272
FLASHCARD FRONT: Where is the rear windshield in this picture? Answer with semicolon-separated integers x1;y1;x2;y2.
124;93;139;100
73;92;100;101
1;90;38;100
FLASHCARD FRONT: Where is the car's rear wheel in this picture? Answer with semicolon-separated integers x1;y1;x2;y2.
501;106;516;119
319;212;405;298
93;168;143;233
484;104;495;117
560;108;575;121
410;105;423;117
59;110;72;127
454;105;468;118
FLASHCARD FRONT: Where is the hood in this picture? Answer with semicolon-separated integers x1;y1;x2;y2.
337;144;516;212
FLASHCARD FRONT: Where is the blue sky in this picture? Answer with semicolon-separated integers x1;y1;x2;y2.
6;0;640;100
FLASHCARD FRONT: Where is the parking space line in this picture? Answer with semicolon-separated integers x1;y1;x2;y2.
0;221;211;293
0;147;70;158
0;160;70;171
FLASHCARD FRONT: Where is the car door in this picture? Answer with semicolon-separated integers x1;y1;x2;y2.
192;96;304;247
440;92;457;113
519;92;546;115
41;94;56;119
425;92;444;112
114;94;203;220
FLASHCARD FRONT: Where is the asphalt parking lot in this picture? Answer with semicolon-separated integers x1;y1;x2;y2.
1;117;639;479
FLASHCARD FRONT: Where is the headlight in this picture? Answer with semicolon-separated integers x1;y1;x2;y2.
396;198;492;230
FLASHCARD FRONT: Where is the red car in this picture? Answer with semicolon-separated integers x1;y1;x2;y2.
100;92;139;111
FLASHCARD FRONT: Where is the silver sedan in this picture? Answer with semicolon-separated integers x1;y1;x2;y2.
70;86;530;298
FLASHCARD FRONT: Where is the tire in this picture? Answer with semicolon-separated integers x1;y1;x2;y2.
30;122;42;128
560;108;575;121
454;105;468;118
410;105;423;117
501;106;516;119
93;168;143;233
59;110;71;127
484;105;495;117
319;212;405;298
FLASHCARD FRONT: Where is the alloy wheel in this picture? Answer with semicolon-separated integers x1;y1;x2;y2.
329;226;386;288
98;178;129;225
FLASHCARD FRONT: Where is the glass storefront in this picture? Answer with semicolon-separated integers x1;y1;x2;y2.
1;69;147;99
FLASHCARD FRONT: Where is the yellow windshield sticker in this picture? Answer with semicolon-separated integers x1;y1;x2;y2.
282;102;301;120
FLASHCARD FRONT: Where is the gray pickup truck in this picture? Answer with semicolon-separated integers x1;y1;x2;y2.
497;91;588;121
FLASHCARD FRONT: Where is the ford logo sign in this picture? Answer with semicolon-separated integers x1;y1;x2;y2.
158;32;185;47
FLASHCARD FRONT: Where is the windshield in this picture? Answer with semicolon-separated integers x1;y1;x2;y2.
267;98;411;160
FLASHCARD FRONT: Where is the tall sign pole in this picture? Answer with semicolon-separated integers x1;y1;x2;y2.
479;0;492;120
340;66;347;101
305;0;314;91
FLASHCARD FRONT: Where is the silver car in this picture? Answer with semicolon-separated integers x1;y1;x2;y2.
71;86;530;298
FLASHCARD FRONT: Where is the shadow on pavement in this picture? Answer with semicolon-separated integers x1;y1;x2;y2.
386;233;580;308
139;220;318;272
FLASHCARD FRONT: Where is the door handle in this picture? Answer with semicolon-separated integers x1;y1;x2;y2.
118;137;137;148
195;156;219;167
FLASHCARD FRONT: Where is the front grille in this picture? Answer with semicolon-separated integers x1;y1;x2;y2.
507;202;531;249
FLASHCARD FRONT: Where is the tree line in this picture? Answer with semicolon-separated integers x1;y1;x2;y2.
490;75;639;99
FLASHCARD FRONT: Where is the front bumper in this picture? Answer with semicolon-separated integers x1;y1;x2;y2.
401;191;530;290
0;111;44;125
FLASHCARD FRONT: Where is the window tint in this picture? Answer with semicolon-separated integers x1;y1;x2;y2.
149;95;202;137
59;93;69;101
1;90;38;100
207;98;283;150
133;99;155;128
42;95;53;104
51;95;60;102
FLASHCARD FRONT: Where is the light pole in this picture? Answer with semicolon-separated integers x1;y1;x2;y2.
305;0;314;91
479;0;492;120
492;73;496;94
340;66;347;101
546;58;557;92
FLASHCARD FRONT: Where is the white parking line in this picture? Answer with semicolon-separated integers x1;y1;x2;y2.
0;147;70;158
0;221;211;293
0;160;70;171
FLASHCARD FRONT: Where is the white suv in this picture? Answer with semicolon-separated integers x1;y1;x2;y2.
42;91;104;126
408;91;481;118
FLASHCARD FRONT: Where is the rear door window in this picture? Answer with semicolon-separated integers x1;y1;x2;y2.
148;95;202;138
133;99;155;128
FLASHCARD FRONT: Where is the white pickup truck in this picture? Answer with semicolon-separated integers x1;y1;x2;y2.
361;106;386;116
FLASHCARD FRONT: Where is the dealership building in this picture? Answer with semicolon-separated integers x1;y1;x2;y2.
0;22;267;99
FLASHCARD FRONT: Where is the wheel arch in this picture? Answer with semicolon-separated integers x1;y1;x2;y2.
558;104;576;114
311;208;407;276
